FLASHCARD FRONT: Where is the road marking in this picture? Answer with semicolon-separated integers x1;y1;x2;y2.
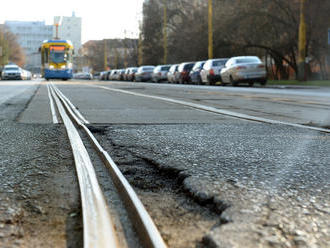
46;83;59;124
92;84;330;133
49;84;119;248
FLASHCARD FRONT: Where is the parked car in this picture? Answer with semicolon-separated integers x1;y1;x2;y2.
200;58;228;85
74;72;93;80
119;69;126;81
189;61;205;84
135;66;155;82
99;71;108;80
220;56;267;86
127;67;138;81
177;62;195;84
1;65;23;80
152;65;171;83
167;64;179;83
123;68;131;81
109;70;118;80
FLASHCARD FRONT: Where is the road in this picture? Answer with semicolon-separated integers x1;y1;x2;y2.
1;79;329;247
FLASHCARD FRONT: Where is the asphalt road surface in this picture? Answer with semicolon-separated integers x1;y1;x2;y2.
1;79;329;247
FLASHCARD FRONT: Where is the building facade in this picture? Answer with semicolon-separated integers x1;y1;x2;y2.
4;21;53;72
54;12;82;54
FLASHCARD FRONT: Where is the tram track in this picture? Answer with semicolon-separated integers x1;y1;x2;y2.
47;83;167;248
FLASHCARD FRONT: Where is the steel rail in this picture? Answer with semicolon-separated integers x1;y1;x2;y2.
91;84;330;134
48;84;119;248
49;83;167;248
52;84;90;124
46;83;59;124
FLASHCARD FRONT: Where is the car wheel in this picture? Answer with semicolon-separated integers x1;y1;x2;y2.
197;76;202;85
219;76;226;86
206;76;211;85
260;80;267;86
230;76;238;86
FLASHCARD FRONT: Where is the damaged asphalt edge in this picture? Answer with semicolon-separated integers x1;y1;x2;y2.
119;147;232;248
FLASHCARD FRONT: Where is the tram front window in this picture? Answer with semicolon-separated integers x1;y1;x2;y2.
50;51;67;64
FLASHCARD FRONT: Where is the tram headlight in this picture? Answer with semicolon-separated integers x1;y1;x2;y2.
61;65;66;69
49;65;54;69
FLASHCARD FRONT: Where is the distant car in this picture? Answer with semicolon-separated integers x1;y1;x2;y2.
127;67;138;81
135;66;155;82
99;71;108;81
167;64;179;83
152;65;171;83
119;69;126;81
74;72;93;80
177;62;195;84
220;56;267;86
1;65;23;80
109;70;120;81
200;58;228;85
189;61;205;84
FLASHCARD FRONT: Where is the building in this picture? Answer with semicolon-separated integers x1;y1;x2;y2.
4;21;53;72
54;12;82;54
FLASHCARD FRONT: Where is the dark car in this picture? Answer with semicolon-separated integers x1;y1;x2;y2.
177;62;195;84
189;61;205;84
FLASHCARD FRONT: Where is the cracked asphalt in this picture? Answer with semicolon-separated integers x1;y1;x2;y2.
1;80;329;247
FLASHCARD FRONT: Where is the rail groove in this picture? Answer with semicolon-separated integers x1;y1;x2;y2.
49;83;167;248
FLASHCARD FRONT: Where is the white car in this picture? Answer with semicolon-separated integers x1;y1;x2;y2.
200;58;228;85
220;56;267;87
151;65;171;83
1;65;23;80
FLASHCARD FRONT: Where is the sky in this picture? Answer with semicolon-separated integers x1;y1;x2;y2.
0;0;144;43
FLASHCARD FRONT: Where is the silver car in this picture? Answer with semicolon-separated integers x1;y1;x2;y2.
152;65;171;83
220;56;267;87
167;64;179;83
135;66;155;82
200;58;228;85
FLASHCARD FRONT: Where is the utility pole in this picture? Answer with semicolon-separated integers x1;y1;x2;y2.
104;39;108;71
297;0;306;81
208;0;213;59
163;0;168;65
138;32;143;66
0;28;3;67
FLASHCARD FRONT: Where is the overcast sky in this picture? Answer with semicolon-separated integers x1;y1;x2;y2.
0;0;144;43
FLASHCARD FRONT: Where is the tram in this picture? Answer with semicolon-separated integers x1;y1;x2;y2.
40;40;74;80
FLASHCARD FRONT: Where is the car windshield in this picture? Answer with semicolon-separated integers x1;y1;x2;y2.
161;66;170;71
184;64;194;70
4;67;19;71
236;58;260;64
212;60;227;66
143;67;154;71
192;62;204;70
